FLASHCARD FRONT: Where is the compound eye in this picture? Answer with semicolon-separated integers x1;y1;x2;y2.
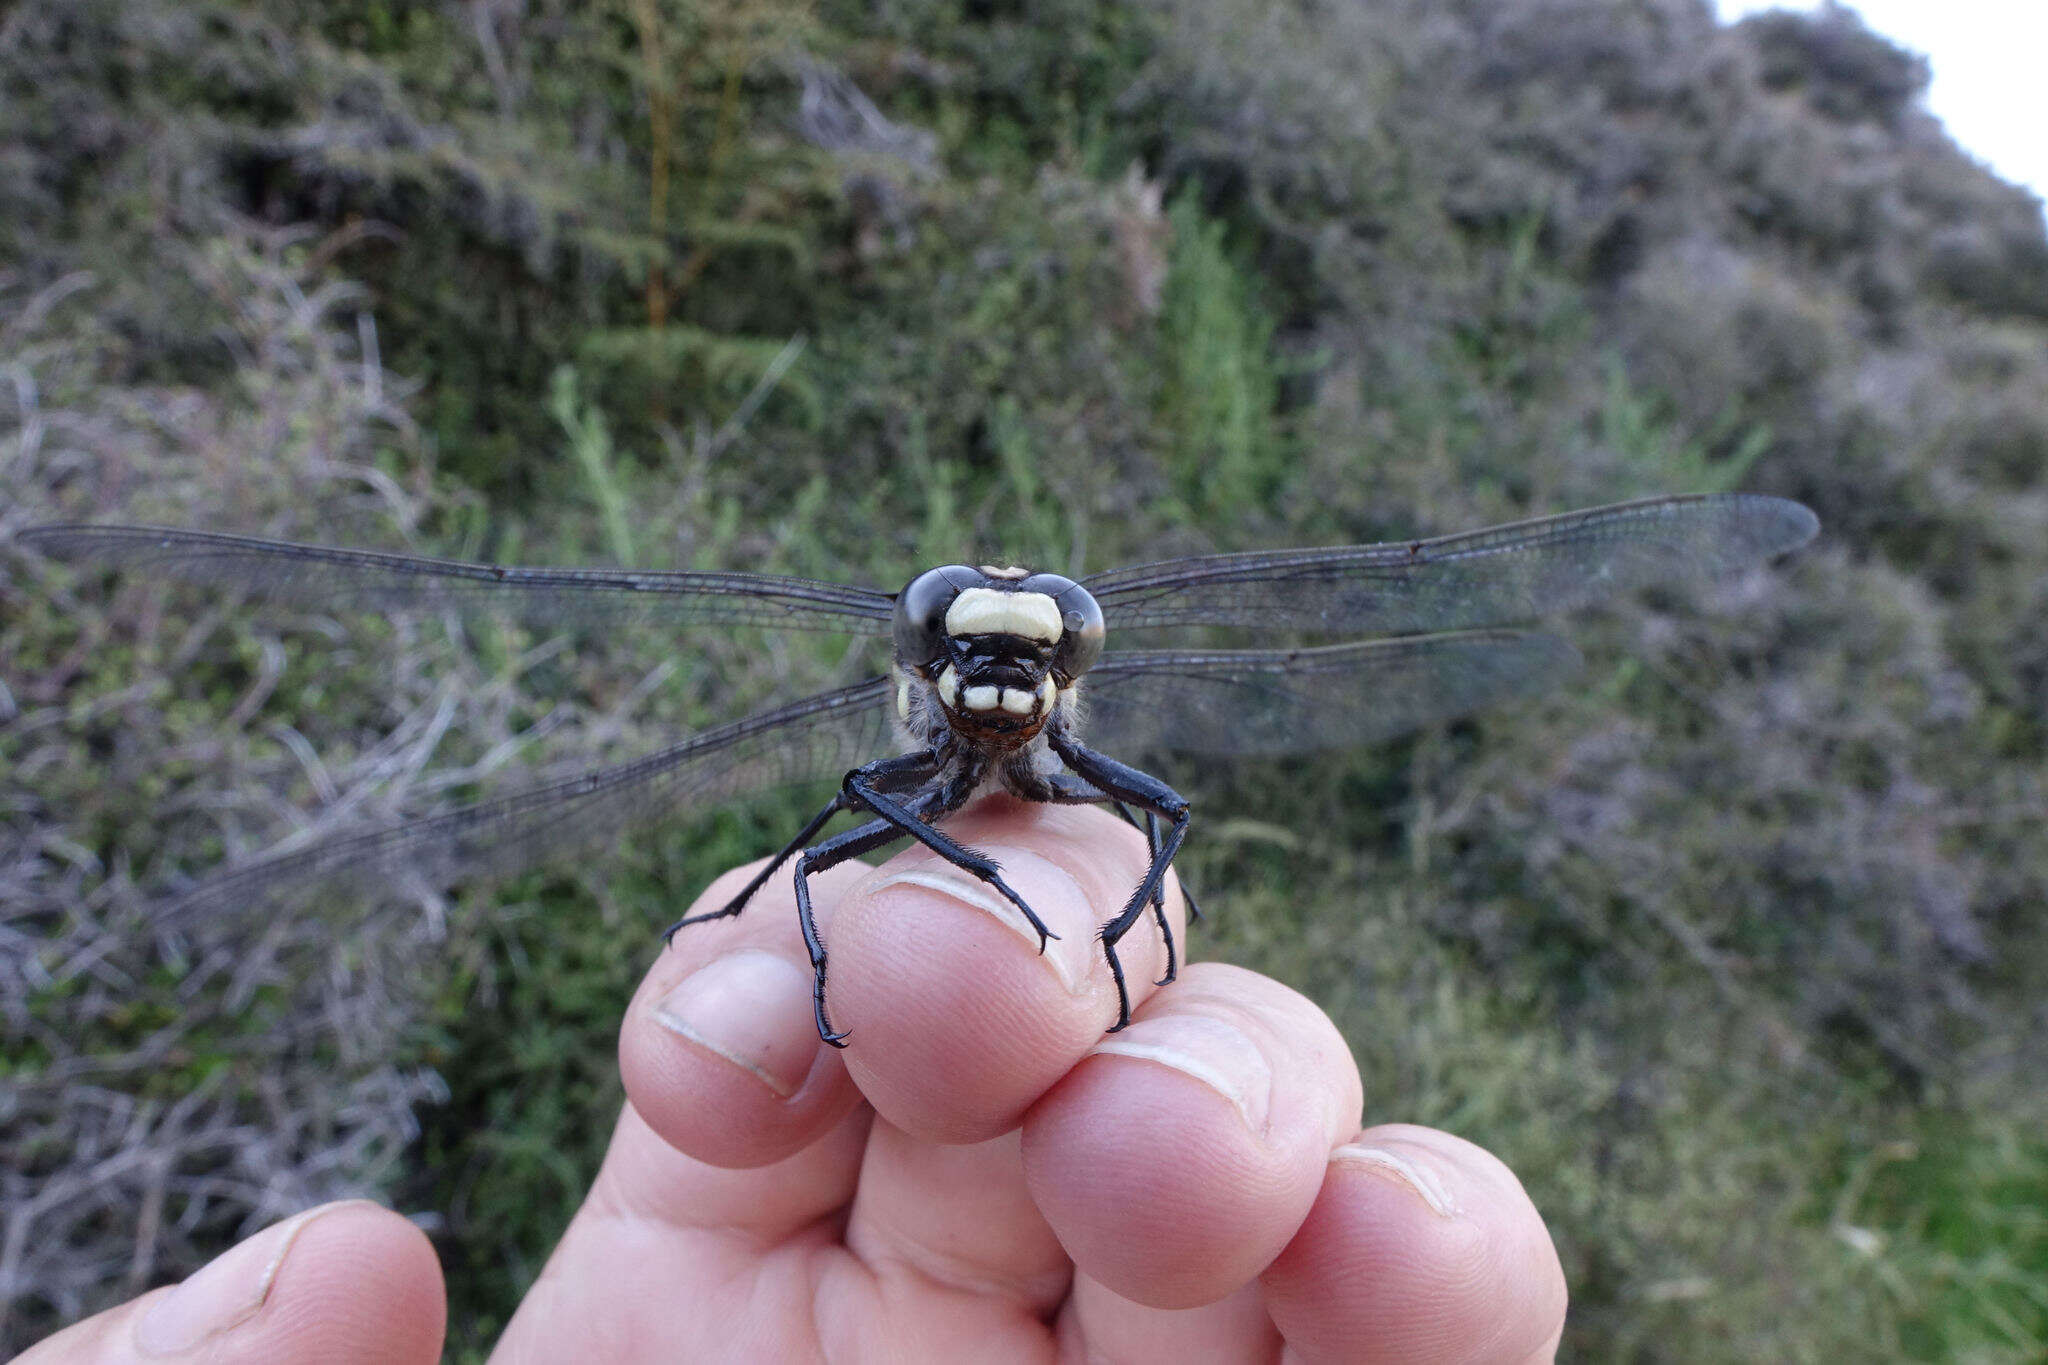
893;565;980;666
1049;581;1105;681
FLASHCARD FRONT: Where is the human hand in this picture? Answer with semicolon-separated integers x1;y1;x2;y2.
23;798;1565;1363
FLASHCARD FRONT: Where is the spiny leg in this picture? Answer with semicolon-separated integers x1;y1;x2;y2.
1107;799;1203;950
1048;734;1191;1031
799;756;979;1045
793;812;923;1046
1140;809;1203;926
662;792;847;940
1046;782;1183;988
659;752;941;941
1106;800;1204;924
844;769;1062;953
1133;810;1182;983
1043;764;1189;1004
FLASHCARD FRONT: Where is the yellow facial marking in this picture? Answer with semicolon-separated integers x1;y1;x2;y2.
944;588;1062;643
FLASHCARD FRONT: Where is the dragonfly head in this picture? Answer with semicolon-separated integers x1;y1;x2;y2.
893;564;1104;733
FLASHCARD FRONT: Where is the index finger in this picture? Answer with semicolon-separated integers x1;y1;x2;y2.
827;796;1179;1143
618;797;1173;1167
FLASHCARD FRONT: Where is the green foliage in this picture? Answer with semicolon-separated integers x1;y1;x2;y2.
550;366;637;563
1831;1112;2048;1360
1157;188;1285;517
8;0;2048;1358
405;884;645;1351
1599;358;1773;496
577;325;825;440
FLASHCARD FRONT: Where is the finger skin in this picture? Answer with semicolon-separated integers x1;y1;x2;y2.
498;1100;1067;1364
1260;1124;1568;1364
619;856;872;1168
830;798;1177;1144
19;1201;443;1365
493;1103;876;1363
843;1124;1071;1317
1023;964;1362;1310
1056;1277;1281;1364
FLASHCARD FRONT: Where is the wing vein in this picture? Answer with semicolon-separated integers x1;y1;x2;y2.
19;524;898;631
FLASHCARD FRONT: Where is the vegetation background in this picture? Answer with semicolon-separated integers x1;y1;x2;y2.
4;0;2044;1357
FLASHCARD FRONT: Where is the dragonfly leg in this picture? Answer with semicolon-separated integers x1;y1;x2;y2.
1134;810;1180;984
663;793;845;940
1039;779;1184;988
799;757;987;1045
1047;734;1191;1032
661;751;940;941
795;811;925;1046
1135;810;1203;926
842;767;1061;954
1138;811;1204;925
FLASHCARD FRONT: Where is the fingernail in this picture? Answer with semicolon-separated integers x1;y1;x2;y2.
1333;1141;1462;1217
134;1204;340;1355
1090;1012;1274;1135
653;949;818;1097
867;854;1089;991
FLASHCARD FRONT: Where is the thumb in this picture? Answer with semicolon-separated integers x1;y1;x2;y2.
17;1201;444;1365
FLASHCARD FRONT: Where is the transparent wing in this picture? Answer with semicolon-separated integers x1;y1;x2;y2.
155;676;897;929
17;524;898;633
1081;630;1582;756
1083;494;1818;633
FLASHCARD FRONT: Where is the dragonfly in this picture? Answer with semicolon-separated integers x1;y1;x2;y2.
18;493;1817;1042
